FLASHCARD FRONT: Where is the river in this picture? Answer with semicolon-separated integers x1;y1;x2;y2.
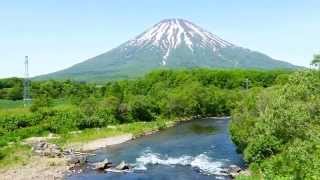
67;117;245;180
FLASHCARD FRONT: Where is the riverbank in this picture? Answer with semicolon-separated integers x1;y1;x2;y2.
1;156;68;180
0;116;198;180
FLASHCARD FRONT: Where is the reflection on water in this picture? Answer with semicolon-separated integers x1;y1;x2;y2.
67;117;244;180
190;124;216;134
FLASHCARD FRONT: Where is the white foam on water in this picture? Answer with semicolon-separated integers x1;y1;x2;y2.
133;149;226;176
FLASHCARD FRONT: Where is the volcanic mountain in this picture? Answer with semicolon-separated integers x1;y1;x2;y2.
37;18;297;81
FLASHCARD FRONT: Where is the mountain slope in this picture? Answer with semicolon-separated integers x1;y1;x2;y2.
37;19;298;81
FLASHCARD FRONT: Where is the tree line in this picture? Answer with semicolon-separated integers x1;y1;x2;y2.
0;69;291;148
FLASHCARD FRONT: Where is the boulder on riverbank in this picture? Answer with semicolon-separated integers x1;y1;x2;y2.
228;165;242;177
27;139;89;168
65;154;87;166
33;141;63;158
222;164;251;178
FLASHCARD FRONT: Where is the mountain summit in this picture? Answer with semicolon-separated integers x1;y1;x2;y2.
128;18;233;65
37;18;298;81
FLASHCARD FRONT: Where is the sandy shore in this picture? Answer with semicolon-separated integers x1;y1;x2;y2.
68;133;133;152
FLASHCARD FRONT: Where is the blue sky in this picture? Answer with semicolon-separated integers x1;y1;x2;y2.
0;0;319;78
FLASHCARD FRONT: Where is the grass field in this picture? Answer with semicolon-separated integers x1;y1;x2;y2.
0;99;68;110
0;100;25;109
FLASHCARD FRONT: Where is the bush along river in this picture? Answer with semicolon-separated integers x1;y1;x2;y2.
67;117;245;180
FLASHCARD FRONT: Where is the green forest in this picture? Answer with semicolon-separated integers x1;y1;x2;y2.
230;70;320;179
0;68;319;179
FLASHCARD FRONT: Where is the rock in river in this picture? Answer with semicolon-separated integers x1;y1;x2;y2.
92;158;112;170
115;161;131;170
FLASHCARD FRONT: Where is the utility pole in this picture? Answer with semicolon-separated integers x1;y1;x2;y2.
23;56;31;107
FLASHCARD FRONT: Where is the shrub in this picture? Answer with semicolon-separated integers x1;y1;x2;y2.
129;95;156;122
96;108;119;125
79;97;98;117
43;108;80;133
30;95;52;112
76;116;105;130
244;135;281;163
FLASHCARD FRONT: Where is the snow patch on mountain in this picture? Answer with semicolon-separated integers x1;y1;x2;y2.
127;18;233;65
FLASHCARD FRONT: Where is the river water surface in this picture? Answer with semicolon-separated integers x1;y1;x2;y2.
67;117;244;180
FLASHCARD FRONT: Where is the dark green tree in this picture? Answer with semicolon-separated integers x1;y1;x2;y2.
7;85;23;100
311;53;320;70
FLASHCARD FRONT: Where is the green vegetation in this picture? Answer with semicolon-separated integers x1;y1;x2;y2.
311;53;320;70
0;78;23;101
230;70;320;179
0;143;32;169
0;69;293;170
0;100;24;109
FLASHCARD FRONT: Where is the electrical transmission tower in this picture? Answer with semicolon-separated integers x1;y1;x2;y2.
245;78;250;90
23;56;31;107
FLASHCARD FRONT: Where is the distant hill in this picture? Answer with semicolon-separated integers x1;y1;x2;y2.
36;18;299;81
